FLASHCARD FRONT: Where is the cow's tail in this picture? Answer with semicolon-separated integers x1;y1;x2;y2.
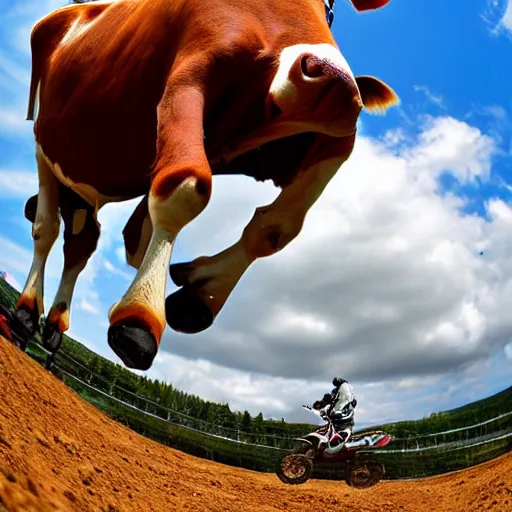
26;24;43;121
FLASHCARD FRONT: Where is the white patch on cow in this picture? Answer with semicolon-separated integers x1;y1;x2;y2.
72;209;87;235
112;224;172;326
49;209;100;333
60;17;84;46
110;178;208;337
60;1;115;47
149;177;206;234
126;212;153;270
35;142;128;212
49;265;84;331
174;155;345;319
217;44;359;164
60;0;117;11
20;152;61;316
28;80;41;122
172;243;251;317
269;43;357;110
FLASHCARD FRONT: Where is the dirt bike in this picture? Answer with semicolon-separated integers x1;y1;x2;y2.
276;405;393;488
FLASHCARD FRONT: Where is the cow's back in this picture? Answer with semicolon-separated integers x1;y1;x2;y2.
31;0;336;199
32;1;182;198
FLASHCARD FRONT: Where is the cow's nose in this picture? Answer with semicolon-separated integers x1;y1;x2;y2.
298;53;362;109
300;54;326;79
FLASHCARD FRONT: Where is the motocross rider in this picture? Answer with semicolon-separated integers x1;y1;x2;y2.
313;377;357;448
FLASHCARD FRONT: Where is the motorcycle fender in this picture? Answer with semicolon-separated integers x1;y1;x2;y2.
303;433;327;442
293;438;314;447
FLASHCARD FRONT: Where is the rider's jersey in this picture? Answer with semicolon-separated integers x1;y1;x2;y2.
322;382;356;423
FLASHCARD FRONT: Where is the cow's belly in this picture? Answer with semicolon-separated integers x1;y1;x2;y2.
36;142;135;209
35;140;149;210
34;87;156;207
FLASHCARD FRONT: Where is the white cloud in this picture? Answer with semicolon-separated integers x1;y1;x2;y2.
0;110;32;137
77;298;100;315
408;116;495;183
103;259;134;281
115;247;127;264
502;0;512;30
0;170;37;198
413;85;446;110
0;50;31;86
148;349;503;425
0;234;35;275
483;0;512;35
142;114;512;423
148;351;394;423
481;105;508;122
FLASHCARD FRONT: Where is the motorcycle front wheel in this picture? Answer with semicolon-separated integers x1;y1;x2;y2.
275;454;313;485
345;459;384;489
293;443;316;458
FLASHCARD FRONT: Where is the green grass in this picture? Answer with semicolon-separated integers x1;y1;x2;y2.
361;386;512;439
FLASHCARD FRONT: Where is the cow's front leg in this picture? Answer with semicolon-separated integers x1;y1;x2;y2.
42;188;100;354
166;135;355;334
107;84;211;370
10;148;60;349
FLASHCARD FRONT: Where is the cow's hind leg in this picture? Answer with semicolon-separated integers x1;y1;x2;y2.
122;194;152;271
107;84;211;370
42;186;100;354
13;149;60;348
166;135;355;333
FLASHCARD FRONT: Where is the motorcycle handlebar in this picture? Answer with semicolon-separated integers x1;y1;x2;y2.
303;405;333;424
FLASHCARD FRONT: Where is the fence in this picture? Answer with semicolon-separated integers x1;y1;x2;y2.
24;340;512;480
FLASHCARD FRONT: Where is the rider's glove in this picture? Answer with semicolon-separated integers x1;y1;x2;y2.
312;400;323;410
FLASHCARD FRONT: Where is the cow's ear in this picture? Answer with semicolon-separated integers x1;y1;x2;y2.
348;0;391;11
355;76;399;114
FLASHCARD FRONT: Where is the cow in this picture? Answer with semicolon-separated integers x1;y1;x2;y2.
3;0;398;371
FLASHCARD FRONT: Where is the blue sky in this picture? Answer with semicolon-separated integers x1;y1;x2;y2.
0;0;511;427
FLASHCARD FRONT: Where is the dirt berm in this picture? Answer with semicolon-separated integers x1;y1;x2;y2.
0;339;510;511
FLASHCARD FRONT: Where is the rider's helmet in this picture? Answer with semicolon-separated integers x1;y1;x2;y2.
332;377;347;387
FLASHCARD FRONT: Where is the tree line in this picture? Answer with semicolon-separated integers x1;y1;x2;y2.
1;277;511;444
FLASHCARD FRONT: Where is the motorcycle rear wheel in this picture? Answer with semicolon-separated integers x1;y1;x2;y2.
345;460;384;489
275;454;313;485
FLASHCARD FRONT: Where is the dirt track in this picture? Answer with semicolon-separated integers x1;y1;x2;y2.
0;338;511;512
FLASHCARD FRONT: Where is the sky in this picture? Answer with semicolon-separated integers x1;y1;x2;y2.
0;0;511;429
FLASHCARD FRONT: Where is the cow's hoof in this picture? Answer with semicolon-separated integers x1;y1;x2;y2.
169;262;193;287
41;322;63;353
0;305;37;350
45;352;56;371
107;321;157;371
12;307;39;350
165;289;214;334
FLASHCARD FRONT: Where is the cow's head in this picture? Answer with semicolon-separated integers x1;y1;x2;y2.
267;0;398;138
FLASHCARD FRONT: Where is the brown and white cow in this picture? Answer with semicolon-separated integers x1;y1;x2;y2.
7;0;398;370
